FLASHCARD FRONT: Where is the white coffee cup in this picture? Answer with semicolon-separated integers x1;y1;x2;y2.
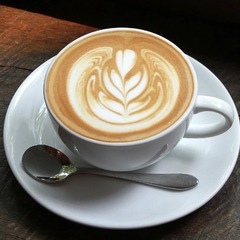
44;28;234;171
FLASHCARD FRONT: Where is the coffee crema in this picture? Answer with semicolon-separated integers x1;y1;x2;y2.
46;29;194;142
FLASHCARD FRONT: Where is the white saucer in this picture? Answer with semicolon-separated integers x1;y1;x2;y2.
4;56;240;229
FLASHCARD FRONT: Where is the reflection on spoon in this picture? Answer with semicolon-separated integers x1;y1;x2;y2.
22;145;199;191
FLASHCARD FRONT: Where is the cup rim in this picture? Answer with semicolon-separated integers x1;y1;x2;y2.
44;27;198;146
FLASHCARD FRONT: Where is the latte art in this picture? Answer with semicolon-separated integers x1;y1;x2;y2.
46;29;194;142
68;48;179;133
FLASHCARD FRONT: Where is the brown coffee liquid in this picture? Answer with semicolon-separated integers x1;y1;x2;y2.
46;29;194;142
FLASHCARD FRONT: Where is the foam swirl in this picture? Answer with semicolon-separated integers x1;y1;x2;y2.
67;47;179;133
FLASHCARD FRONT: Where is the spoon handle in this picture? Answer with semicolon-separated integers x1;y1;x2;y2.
77;168;198;191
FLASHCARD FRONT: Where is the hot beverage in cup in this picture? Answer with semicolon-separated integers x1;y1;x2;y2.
45;29;194;142
44;28;233;171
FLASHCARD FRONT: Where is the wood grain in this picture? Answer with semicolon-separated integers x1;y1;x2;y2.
0;5;239;240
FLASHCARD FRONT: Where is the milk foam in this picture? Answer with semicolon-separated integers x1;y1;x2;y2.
46;30;194;142
67;48;179;133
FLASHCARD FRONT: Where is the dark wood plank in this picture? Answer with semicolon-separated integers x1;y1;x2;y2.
0;5;96;69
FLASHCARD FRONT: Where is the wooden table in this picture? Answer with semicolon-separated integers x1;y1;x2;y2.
0;5;239;239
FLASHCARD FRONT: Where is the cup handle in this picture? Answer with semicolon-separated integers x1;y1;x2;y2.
184;95;234;138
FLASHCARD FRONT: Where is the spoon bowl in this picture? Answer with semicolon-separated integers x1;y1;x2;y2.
22;145;199;191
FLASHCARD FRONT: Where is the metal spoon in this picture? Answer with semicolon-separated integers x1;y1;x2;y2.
22;145;199;191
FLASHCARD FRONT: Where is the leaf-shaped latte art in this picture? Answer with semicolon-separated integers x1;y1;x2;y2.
67;47;180;132
98;49;150;118
116;49;136;79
